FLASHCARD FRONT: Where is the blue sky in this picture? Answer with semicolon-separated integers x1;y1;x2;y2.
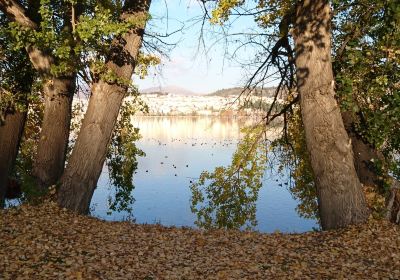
135;0;259;93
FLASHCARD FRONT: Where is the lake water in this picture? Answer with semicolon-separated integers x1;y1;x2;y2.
91;116;318;233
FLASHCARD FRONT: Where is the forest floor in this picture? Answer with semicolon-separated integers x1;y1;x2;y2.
1;202;399;279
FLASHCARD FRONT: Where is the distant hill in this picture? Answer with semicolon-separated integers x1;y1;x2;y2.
140;85;280;98
208;87;277;97
140;85;203;96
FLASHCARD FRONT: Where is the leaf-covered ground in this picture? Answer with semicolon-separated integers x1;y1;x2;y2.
1;203;399;279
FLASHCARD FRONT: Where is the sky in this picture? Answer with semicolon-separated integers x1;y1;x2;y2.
135;0;259;94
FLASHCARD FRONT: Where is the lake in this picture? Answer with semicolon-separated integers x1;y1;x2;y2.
91;116;318;233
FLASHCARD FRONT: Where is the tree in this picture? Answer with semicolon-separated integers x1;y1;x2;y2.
292;0;369;229
57;0;152;214
197;0;373;229
0;0;77;191
277;0;400;223
333;0;400;222
0;14;35;206
1;0;158;212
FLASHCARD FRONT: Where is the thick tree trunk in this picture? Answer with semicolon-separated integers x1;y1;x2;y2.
0;0;76;191
57;0;150;214
31;76;75;190
293;0;369;229
0;110;26;207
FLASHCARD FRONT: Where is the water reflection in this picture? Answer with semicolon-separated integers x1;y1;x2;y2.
91;116;318;233
190;127;267;230
134;116;253;140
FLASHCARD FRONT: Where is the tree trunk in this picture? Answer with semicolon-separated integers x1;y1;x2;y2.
341;111;384;187
341;113;400;224
31;76;75;191
0;110;26;207
293;0;369;229
386;179;400;224
57;0;150;214
0;0;77;191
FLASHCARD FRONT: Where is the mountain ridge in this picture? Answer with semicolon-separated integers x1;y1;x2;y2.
207;87;277;97
140;85;204;96
140;85;278;97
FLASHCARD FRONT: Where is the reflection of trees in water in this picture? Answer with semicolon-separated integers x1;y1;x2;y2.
190;126;267;230
109;112;319;225
190;117;320;230
107;116;259;218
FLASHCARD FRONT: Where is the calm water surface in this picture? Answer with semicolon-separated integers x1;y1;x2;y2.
91;116;318;233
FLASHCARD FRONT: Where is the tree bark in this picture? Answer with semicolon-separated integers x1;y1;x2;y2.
293;0;369;229
31;77;75;190
0;0;76;190
342;113;400;224
57;0;150;214
341;111;384;187
0;110;26;207
386;179;400;224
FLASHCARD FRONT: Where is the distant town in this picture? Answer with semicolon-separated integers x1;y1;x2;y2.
72;86;284;117
137;86;283;116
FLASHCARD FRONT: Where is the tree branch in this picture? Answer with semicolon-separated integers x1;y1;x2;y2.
0;0;37;29
0;0;54;74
